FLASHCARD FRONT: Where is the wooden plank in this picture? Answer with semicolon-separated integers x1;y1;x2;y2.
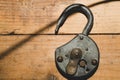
0;0;119;34
0;35;120;80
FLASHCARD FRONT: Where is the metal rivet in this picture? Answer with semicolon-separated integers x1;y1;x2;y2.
57;56;63;62
91;59;98;66
79;60;87;68
71;48;82;59
80;36;84;40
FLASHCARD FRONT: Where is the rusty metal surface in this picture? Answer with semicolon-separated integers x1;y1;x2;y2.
55;4;100;80
55;34;99;80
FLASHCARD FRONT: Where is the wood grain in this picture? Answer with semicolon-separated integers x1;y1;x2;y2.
0;0;120;80
0;0;119;34
0;35;120;80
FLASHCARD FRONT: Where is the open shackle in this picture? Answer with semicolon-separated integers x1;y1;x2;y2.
55;4;94;36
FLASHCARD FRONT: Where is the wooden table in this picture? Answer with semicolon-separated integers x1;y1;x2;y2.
0;0;120;80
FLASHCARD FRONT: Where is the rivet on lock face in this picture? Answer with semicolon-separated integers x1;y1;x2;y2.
70;48;82;59
80;36;84;40
79;59;87;68
57;56;63;62
55;4;100;80
91;59;98;66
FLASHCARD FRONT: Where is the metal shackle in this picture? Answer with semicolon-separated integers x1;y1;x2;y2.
55;4;94;36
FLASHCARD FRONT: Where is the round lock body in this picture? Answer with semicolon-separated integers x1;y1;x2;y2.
55;34;100;80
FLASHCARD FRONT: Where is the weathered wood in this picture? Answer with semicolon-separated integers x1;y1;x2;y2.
0;0;119;34
0;35;120;80
0;0;120;80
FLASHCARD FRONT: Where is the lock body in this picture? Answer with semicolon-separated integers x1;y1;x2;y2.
55;34;99;80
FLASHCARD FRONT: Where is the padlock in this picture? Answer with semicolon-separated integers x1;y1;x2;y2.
55;4;100;80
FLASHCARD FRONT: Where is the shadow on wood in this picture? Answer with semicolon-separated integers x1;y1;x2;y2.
0;20;57;59
88;0;120;8
0;0;119;60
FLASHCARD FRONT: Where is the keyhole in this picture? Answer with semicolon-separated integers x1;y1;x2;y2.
66;48;82;75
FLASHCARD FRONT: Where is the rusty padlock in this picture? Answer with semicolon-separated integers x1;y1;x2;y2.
55;4;100;80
